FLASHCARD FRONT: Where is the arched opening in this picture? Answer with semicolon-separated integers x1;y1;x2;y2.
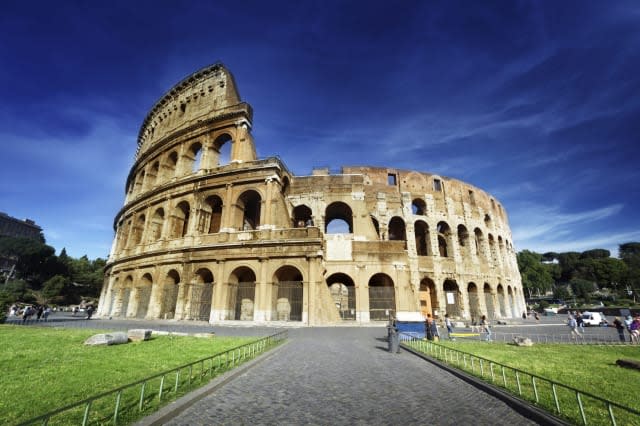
368;273;395;321
443;279;462;317
498;236;506;269
325;202;353;233
293;204;313;228
135;273;153;319
483;283;495;319
204;195;223;233
419;277;438;318
148;208;164;241
161;270;180;320
327;273;356;320
171;201;190;238
497;284;507;318
163;151;178;181
457;225;470;258
437;221;451;257
507;286;515;318
214;133;233;166
488;234;498;265
229;267;256;320
484;213;492;228
281;176;290;196
388;217;407;248
273;266;304;321
468;282;480;322
132;214;145;246
147;161;159;188
187;268;214;321
119;276;133;318
474;228;486;259
134;170;145;194
414;220;430;256
412;198;426;215
189;142;203;173
237;190;261;230
118;219;131;250
370;216;380;239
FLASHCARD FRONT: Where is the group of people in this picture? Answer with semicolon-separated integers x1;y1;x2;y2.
9;304;52;322
613;315;640;343
425;313;492;342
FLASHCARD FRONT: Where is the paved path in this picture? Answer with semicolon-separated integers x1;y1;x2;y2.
152;327;540;426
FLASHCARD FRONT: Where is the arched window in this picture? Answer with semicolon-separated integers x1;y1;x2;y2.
161;270;180;320
162;151;178;181
148;208;164;241
237;190;261;230
388;217;407;242
147;161;159;188
133;214;145;246
214;133;233;166
437;221;451;257
293;204;313;228
325;202;353;233
188;268;214;321
229;266;257;320
457;224;470;258
171;201;190;238
474;228;485;259
273;266;304;321
412;198;426;215
327;273;356;320
189;142;203;173
204;195;223;233
414;221;430;256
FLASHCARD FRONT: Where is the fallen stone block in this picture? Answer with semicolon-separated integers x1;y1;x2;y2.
128;329;152;341
84;332;129;346
513;336;533;347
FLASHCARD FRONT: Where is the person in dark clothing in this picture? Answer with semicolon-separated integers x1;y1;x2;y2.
86;305;95;320
613;317;626;342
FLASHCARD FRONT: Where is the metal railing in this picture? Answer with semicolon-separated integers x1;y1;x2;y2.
401;334;640;426
18;331;287;426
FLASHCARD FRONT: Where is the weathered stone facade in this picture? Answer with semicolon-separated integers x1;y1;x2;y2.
97;63;526;325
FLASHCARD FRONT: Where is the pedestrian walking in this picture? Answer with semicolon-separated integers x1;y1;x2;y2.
613;317;626;343
568;315;582;340
444;314;455;340
481;315;491;341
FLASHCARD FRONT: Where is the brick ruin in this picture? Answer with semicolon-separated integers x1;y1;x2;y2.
97;63;526;325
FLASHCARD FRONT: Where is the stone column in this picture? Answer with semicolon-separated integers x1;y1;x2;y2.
210;260;227;322
355;264;369;323
220;183;235;232
255;258;269;322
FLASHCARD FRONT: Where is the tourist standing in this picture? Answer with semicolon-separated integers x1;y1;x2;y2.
425;314;433;341
444;314;455;340
568;315;582;340
481;315;491;341
613;317;626;342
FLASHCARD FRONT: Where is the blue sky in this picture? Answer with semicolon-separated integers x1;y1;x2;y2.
1;1;639;260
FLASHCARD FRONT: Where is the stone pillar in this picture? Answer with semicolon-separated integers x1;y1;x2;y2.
210;260;227;322
255;258;269;322
220;183;235;232
232;120;257;162
146;266;162;319
355;264;369;323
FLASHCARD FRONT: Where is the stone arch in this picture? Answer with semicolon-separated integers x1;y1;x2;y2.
160;269;180;319
236;190;261;230
147;160;159;189
370;215;380;239
327;273;356;320
368;273;395;321
117;219;131;251
170;201;190;238
437;221;452;257
148;208;164;242
488;234;498;266
118;275;134;318
325;201;353;233
483;283;495;319
419;277;438;317
498;236;506;269
414;220;430;256
443;279;462;317
497;284;507;318
272;265;304;321
134;170;145;194
213;133;233;166
507;285;515;318
484;213;492;228
281;176;290;196
293;204;313;228
132;214;146;246
161;151;178;181
228;266;257;320
135;273;153;319
187;268;214;321
203;195;223;233
467;282;481;322
412;198;427;215
457;225;470;258
474;227;486;259
188;141;203;173
388;216;407;248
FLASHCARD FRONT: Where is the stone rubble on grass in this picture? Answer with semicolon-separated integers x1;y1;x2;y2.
84;332;129;346
513;336;534;347
128;329;152;342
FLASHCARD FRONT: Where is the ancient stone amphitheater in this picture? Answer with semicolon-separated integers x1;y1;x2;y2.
97;63;525;325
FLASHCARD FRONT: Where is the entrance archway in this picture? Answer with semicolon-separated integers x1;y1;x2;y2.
273;266;304;321
188;268;214;321
135;273;153;319
368;273;395;321
483;283;495;319
443;279;462;318
161;270;180;319
326;273;356;320
497;284;507;318
419;277;438;317
467;282;480;322
228;267;256;320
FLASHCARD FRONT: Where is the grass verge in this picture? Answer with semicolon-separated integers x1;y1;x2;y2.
405;339;640;425
0;325;263;425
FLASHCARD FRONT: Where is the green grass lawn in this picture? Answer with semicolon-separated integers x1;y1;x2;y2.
0;325;259;424
409;339;640;425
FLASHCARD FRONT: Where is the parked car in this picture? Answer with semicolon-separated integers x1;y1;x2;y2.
581;312;608;326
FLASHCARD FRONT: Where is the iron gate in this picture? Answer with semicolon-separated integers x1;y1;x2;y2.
188;283;213;321
135;286;152;319
233;282;256;320
368;286;395;321
161;284;179;319
275;281;303;321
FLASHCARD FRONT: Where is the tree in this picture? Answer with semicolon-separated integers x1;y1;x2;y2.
557;252;581;283
570;278;597;301
42;275;71;304
580;249;610;259
517;250;554;297
620;242;640;299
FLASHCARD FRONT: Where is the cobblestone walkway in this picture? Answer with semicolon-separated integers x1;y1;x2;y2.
157;327;540;426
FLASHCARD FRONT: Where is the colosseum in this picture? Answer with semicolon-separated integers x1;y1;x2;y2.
97;63;526;325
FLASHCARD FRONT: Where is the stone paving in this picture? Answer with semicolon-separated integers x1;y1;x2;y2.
148;327;541;426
